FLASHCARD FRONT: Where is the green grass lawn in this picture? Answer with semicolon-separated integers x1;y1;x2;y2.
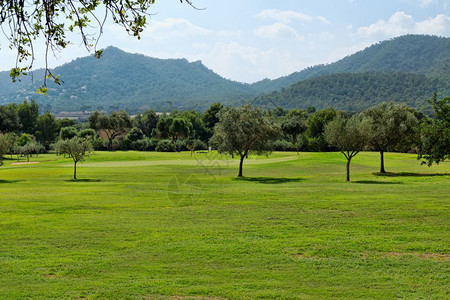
0;151;449;299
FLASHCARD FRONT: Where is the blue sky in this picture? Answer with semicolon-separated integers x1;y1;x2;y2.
0;0;449;83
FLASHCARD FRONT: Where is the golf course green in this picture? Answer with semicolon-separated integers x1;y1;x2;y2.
0;151;448;299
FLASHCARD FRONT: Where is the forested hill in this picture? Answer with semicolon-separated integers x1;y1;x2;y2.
252;35;450;93
0;47;255;112
0;34;448;113
251;72;444;112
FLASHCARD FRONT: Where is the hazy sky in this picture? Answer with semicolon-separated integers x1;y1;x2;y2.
0;0;449;83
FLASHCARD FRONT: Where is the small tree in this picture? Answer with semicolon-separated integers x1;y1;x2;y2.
324;115;370;181
210;105;278;177
54;137;93;180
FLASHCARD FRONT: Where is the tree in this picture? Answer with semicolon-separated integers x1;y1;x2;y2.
153;115;173;139
306;108;342;151
169;117;191;142
210;105;278;177
179;110;208;141
53;137;93;180
56;118;77;131
202;102;223;138
362;102;418;173
60;126;78;140
0;105;21;133
1;0;198;90
418;93;450;166
324;115;370;181
133;109;159;137
281;109;307;144
89;111;131;150
16;100;39;134
0;134;8;166
35;112;59;148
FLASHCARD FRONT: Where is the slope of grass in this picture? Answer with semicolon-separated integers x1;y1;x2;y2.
0;151;448;299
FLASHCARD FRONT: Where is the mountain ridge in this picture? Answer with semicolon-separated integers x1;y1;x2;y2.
0;34;448;113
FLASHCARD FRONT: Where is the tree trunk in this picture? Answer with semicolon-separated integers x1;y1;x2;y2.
238;155;245;177
380;151;386;173
73;161;77;180
346;156;352;182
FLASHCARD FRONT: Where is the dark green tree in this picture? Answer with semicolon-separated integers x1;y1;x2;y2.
418;93;450;166
17;100;39;134
281;109;307;143
0;105;21;133
133;109;159;137
169;118;191;142
60;127;78;140
35;112;59;148
306;108;341;151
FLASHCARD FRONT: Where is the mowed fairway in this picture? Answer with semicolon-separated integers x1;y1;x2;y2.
0;151;449;299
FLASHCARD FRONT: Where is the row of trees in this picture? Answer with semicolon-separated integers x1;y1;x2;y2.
0;95;448;180
210;95;448;179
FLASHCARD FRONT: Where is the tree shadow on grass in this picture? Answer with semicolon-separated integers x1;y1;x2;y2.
0;179;22;184
373;172;450;177
233;177;304;184
353;180;403;185
64;179;102;182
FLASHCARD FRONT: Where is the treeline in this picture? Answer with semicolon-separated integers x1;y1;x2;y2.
0;96;448;171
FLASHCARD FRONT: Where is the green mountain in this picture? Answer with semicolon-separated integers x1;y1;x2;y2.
0;47;254;112
251;72;443;112
0;34;448;113
252;34;450;93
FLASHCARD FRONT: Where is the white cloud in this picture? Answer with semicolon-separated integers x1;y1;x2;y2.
419;0;434;8
142;18;213;41
254;23;304;40
256;9;330;24
200;41;306;83
357;12;450;38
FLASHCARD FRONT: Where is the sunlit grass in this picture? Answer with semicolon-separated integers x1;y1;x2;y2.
0;151;448;299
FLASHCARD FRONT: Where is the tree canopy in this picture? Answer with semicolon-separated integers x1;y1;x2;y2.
211;105;278;177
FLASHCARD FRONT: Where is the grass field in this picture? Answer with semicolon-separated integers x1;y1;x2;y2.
0;151;449;299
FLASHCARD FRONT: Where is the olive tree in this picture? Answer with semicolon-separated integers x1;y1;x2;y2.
53;137;93;180
210;105;278;177
324;115;371;181
362;102;418;173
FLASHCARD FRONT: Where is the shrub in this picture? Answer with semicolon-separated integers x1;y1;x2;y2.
156;139;176;152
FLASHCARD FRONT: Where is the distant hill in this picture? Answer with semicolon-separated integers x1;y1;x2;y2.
252;34;450;93
0;47;255;112
251;72;443;112
0;34;448;113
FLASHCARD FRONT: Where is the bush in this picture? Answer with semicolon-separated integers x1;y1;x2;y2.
174;140;186;152
131;138;151;151
60;126;78;140
79;128;96;139
156;139;176;152
271;139;297;151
